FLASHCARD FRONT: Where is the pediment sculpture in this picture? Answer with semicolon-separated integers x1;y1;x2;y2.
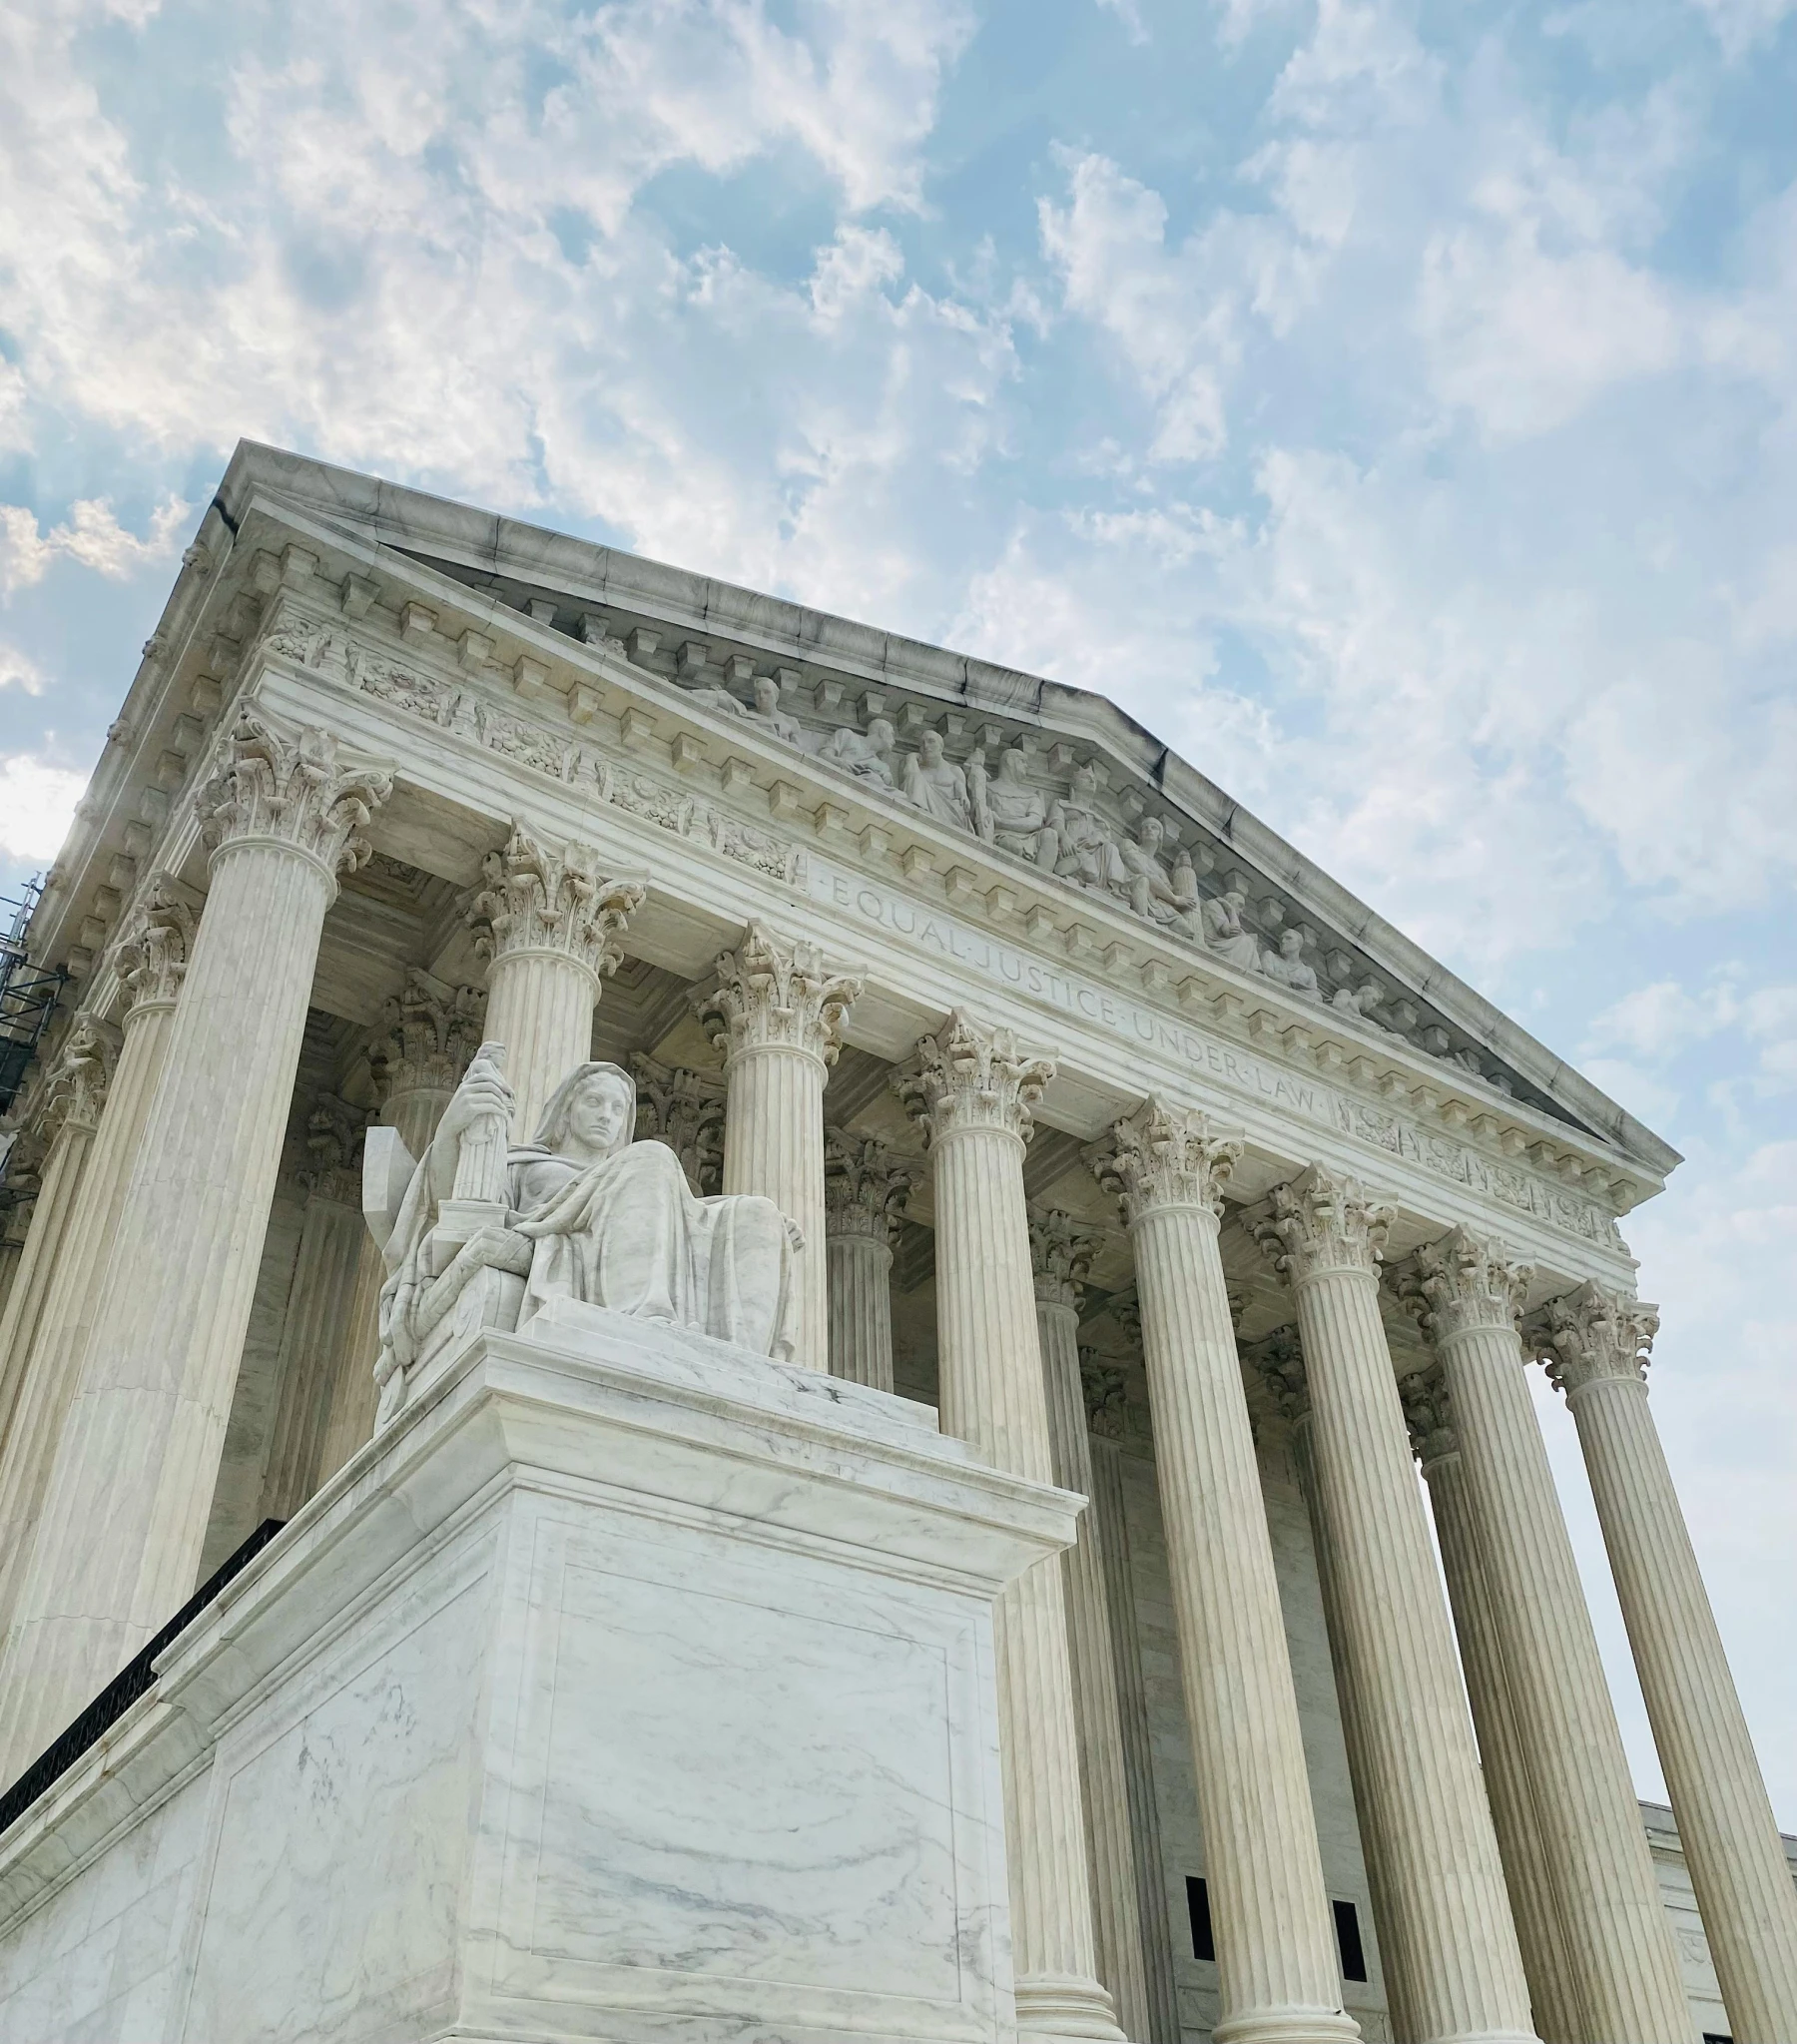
369;1047;798;1424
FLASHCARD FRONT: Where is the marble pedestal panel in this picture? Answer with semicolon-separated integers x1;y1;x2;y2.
0;1298;1079;2044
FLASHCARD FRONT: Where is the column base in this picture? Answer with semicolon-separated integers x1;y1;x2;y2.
1016;1971;1130;2044
1212;2009;1364;2044
0;1303;1080;2044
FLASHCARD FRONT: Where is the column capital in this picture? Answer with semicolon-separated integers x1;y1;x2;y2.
1028;1206;1098;1309
108;874;200;1020
633;1053;728;1196
1528;1280;1657;1396
300;1092;368;1206
1394;1224;1532;1343
824;1129;918;1244
197;705;393;882
1251;1162;1394;1283
696;920;863;1068
39;1014;118;1138
1089;1097;1242;1225
1245;1325;1310;1428
894;1008;1054;1146
1397;1362;1459;1468
1078;1348;1130;1438
467;822;645;985
369;969;486;1104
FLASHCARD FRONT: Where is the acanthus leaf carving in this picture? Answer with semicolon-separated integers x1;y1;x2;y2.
1091;1096;1242;1224
369;970;487;1103
1393;1224;1532;1343
696;922;863;1067
1251;1163;1395;1283
1526;1279;1657;1396
631;1052;727;1196
39;1013;118;1137
1396;1362;1458;1467
108;874;200;1017
1027;1207;1099;1310
467;823;645;982
196;704;393;879
1079;1347;1130;1439
824;1129;919;1245
894;1007;1054;1145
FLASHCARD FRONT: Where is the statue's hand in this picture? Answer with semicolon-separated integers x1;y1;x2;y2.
439;1061;515;1142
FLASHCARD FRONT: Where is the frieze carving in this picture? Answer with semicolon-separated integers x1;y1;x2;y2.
632;1052;727;1196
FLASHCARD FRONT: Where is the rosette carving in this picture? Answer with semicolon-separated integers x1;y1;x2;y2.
894;1008;1054;1144
1090;1097;1243;1225
1528;1280;1657;1395
1251;1163;1394;1283
1393;1225;1531;1342
695;921;863;1066
467;823;644;981
197;705;393;878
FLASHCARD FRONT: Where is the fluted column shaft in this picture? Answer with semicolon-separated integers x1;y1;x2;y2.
1094;1103;1355;2044
1088;1431;1182;2044
1033;1223;1154;2044
701;925;863;1375
0;912;189;1647
468;823;644;1138
0;1093;99;1459
900;1013;1122;2044
1402;1232;1691;2044
0;708;392;1780
827;1234;895;1390
1400;1378;1583;2044
1256;1170;1535;2044
258;1168;365;1522
1540;1285;1797;2044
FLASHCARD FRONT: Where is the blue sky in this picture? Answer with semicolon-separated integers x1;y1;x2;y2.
2;0;1794;1819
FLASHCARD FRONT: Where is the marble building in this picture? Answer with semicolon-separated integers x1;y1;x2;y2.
0;440;1791;2044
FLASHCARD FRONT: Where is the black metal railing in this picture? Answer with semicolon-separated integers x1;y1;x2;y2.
0;876;64;1121
0;1518;286;1837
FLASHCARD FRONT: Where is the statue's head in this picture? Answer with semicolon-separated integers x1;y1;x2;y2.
867;717;896;749
918;728;944;763
753;674;779;713
1136;815;1165;850
1280;929;1305;959
534;1060;638;1156
999;746;1028;783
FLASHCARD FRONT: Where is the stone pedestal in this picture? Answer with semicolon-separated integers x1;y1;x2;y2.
1400;1228;1691;2044
1092;1103;1355;2044
1253;1168;1535;2044
0;888;190;1645
699;923;864;1375
1537;1283;1797;2044
0;708;393;1783
467;823;643;1138
0;1302;1075;2044
900;1012;1124;2044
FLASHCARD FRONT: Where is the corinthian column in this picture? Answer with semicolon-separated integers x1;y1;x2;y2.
467;822;644;1137
0;1016;115;1452
1533;1283;1797;2044
898;1012;1123;2044
0;707;392;1779
1090;1101;1355;2044
1030;1211;1154;2044
1397;1229;1690;2044
0;884;193;1646
823;1130;915;1392
1396;1366;1584;2044
630;1053;726;1195
1252;1169;1535;2044
314;972;485;1483
698;924;863;1375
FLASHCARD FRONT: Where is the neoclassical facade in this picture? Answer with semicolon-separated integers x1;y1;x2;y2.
0;442;1791;2044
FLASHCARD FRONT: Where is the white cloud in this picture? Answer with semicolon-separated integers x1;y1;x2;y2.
1688;0;1797;58
0;641;46;694
0;497;190;599
0;755;84;862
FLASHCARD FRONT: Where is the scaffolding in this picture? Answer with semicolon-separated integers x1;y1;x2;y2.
0;876;64;1139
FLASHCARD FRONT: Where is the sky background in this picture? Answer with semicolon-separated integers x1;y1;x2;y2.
3;0;1795;1822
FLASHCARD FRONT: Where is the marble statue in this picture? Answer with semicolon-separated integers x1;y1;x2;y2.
1115;815;1198;930
1332;976;1394;1030
818;715;898;786
1200;889;1264;974
1261;928;1322;1002
901;727;974;831
1049;765;1131;894
373;1048;798;1418
744;671;805;747
968;745;1057;866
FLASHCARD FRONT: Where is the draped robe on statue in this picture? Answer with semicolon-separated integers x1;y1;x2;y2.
377;1061;798;1384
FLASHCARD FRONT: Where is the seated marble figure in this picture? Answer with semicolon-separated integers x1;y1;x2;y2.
373;1050;798;1420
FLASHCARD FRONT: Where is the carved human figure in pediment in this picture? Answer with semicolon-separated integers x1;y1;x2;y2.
818;715;898;786
969;744;1056;866
1048;765;1130;893
901;727;974;831
1114;814;1199;930
1200;888;1263;973
744;672;804;747
1261;927;1322;1001
373;1052;798;1419
1331;976;1394;1030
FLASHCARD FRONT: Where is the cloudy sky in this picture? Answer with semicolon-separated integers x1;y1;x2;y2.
3;0;1795;1820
